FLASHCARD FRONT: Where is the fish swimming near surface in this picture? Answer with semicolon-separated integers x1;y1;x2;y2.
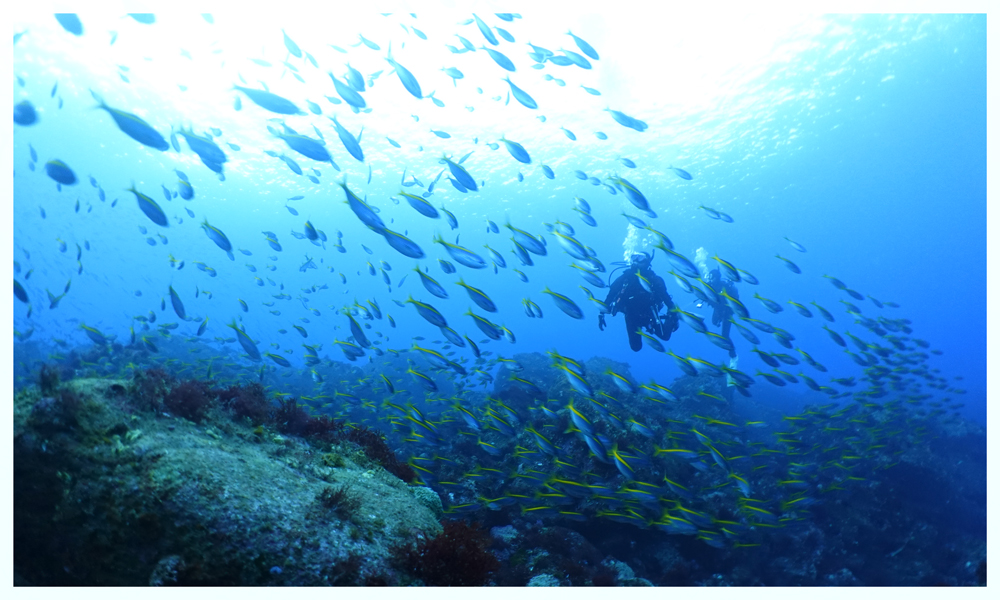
275;130;332;163
500;137;531;163
329;115;364;162
201;219;234;259
380;228;425;259
329;72;367;109
127;185;168;227
385;43;423;99
567;30;599;60
55;13;84;35
14;100;38;126
93;95;169;150
45;160;77;186
233;85;303;115
482;46;516;71
176;126;227;173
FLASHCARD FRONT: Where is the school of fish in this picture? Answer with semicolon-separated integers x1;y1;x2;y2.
12;12;969;551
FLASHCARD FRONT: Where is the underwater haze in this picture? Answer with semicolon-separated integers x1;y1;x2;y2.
11;9;987;587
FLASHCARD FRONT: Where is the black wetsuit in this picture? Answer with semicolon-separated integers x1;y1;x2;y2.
603;265;677;351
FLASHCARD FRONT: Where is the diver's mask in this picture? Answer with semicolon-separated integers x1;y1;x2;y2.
629;252;652;271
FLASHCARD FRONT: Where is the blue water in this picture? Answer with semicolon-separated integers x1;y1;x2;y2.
10;12;988;585
12;12;985;421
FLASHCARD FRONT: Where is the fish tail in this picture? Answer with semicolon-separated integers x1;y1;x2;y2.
89;88;107;108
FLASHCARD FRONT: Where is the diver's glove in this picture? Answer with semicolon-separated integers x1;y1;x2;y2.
598;313;606;331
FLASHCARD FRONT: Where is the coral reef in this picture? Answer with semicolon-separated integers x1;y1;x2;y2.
216;382;270;425
343;425;416;484
163;379;213;423
129;367;174;412
316;485;363;520
38;363;60;396
125;369;415;488
12;346;988;586
13;378;442;585
391;520;500;586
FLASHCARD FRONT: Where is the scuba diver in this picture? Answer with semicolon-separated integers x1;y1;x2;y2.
693;248;739;363
598;251;678;351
